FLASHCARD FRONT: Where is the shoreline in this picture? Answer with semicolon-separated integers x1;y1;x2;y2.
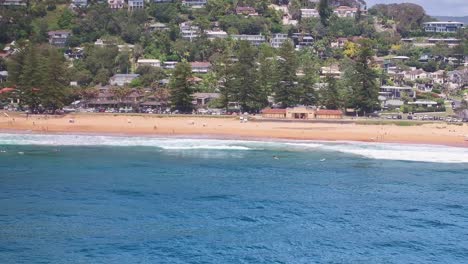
1;113;467;148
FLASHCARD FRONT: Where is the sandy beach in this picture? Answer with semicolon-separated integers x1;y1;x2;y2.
0;113;467;147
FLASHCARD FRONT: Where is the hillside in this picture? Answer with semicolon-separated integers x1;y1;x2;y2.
433;16;468;24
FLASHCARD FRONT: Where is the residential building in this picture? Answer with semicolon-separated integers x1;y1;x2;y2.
153;0;172;2
0;0;26;6
147;22;169;32
232;34;266;46
423;21;464;33
72;0;87;7
270;34;290;48
137;59;161;68
320;65;341;78
180;22;200;41
182;0;206;8
128;0;144;10
163;61;178;70
109;74;140;86
292;33;314;49
404;69;428;81
108;0;125;9
48;30;71;47
190;62;211;74
301;9;319;18
331;37;348;49
427;38;461;46
236;6;257;16
64;48;84;60
193;93;220;106
205;30;228;40
333;6;358;18
380;86;415;99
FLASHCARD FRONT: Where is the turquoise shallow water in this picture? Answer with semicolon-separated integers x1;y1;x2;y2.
0;134;468;263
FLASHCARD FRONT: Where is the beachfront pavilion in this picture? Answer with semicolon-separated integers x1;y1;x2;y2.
315;109;343;119
286;106;316;119
261;108;287;118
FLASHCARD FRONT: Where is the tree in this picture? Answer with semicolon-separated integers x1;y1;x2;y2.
169;61;194;113
230;41;264;112
346;40;380;114
274;40;300;108
320;75;341;109
40;48;70;111
318;0;332;27
298;52;320;106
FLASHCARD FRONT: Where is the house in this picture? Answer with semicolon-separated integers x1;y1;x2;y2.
147;22;169;32
261;108;287;119
0;0;26;6
292;33;314;49
128;0;144;10
108;0;125;9
333;6;358;18
48;30;71;47
301;9;319;18
379;86;415;99
331;37;348;49
408;100;439;107
180;22;200;41
427;38;461;46
404;69;428;81
193;93;220;106
315;109;343;119
270;34;290;48
182;0;206;8
391;56;410;62
72;0;87;7
163;61;178;70
109;74;140;86
137;59;161;68
423;21;464;33
205;30;228;40
153;0;173;2
190;62;211;74
236;6;257;16
321;65;341;78
231;35;266;46
64;47;84;60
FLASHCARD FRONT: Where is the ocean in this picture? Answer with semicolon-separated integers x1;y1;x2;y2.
0;133;467;263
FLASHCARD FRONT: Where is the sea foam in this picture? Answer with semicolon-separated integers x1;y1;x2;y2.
0;133;467;163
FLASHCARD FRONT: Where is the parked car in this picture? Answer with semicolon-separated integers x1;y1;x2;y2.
407;115;413;120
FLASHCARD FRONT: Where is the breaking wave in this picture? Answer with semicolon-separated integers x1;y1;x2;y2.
0;133;467;163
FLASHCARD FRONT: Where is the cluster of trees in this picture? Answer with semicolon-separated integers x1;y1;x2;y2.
6;45;72;112
170;39;380;114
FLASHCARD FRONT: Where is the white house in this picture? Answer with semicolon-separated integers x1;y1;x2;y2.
0;0;26;6
163;61;178;70
301;9;319;18
48;30;71;47
231;35;266;46
110;74;140;86
270;34;290;48
128;0;144;10
137;59;161;68
333;6;359;18
182;0;206;8
423;21;464;33
108;0;125;9
180;22;200;42
190;62;211;74
205;30;228;40
72;0;87;7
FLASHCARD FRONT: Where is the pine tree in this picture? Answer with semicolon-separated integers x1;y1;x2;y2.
274;40;300;108
41;48;70;111
169;61;194;113
347;40;380;115
18;46;44;112
230;41;264;112
320;75;341;109
318;0;332;27
299;52;319;106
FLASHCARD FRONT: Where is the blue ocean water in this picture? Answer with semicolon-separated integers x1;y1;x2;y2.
0;134;468;263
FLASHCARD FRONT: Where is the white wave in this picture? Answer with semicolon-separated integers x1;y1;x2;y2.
321;142;468;164
0;133;467;163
